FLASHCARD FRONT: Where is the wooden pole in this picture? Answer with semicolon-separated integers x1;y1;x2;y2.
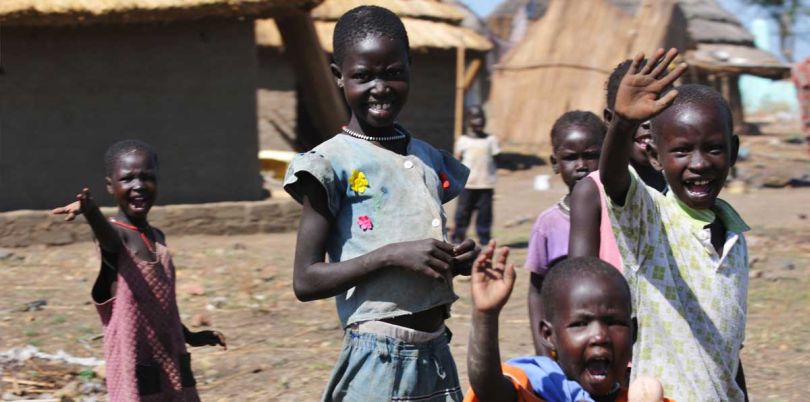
276;13;348;147
454;41;466;139
727;75;745;133
462;58;482;91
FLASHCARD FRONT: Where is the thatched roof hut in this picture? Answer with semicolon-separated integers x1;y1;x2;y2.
485;0;548;45
256;0;491;53
0;0;320;25
488;0;673;152
488;0;790;152
665;0;789;79
0;0;323;211
254;0;492;152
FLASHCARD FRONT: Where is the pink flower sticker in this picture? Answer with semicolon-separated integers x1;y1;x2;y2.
357;215;373;231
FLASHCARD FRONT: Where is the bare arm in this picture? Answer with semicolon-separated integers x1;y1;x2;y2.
600;48;686;205
52;188;121;254
468;242;517;402
568;178;602;257
527;273;548;356
292;177;455;302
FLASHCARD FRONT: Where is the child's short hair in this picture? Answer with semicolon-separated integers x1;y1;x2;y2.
332;5;410;66
651;84;733;139
104;139;158;176
550;111;607;151
540;257;630;322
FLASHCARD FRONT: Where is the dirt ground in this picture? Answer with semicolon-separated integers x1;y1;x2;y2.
1;126;808;401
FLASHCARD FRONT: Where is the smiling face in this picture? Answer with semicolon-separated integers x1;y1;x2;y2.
546;275;633;396
605;107;652;168
106;150;158;221
551;126;603;192
653;102;737;210
631;121;653;167
333;35;410;131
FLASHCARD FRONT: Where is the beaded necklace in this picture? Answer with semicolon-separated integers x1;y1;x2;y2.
342;125;407;142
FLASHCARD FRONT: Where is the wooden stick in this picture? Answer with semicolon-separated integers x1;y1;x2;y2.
276;12;348;147
462;58;482;91
454;40;466;139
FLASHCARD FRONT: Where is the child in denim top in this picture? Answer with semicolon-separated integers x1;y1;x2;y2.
283;6;479;401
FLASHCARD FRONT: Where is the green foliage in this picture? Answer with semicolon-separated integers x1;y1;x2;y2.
78;368;96;381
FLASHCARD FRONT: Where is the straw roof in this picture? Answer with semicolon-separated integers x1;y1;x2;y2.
678;0;754;46
486;0;548;41
686;43;789;79
0;0;322;26
488;0;674;152
256;0;491;52
256;16;490;52
613;0;788;78
674;0;788;78
311;0;463;23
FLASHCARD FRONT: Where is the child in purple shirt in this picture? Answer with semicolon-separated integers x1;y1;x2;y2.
526;111;606;355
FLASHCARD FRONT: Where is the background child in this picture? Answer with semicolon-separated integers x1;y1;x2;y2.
600;48;749;401
526;111;605;355
453;105;501;245
604;59;668;193
569;58;670;260
283;6;478;401
52;139;225;401
465;246;665;402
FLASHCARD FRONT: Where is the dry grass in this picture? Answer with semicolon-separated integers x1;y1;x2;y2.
256;16;491;52
0;0;322;26
488;0;675;153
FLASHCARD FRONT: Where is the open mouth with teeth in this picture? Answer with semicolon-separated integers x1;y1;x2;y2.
366;100;396;120
683;178;716;199
582;357;615;392
128;195;150;212
368;101;392;111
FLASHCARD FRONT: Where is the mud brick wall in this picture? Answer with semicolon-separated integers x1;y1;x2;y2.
0;199;301;248
0;19;263;211
399;49;457;152
257;48;300;152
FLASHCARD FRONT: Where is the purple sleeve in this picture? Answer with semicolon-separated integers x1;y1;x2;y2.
524;220;549;274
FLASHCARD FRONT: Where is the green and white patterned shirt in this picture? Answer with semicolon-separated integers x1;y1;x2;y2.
608;170;749;402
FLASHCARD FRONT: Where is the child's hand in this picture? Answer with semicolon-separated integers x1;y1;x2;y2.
186;330;227;350
628;376;664;402
615;48;687;122
471;240;516;315
382;239;455;281
51;188;96;221
451;239;481;276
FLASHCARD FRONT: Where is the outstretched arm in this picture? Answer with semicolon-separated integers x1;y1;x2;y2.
52;188;121;254
569;177;602;257
600;48;686;204
293;177;456;301
468;241;518;402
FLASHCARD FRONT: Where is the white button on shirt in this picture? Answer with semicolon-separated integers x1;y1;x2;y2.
403;160;414;169
431;218;441;227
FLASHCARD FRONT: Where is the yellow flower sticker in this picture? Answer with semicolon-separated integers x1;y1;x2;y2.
349;169;369;194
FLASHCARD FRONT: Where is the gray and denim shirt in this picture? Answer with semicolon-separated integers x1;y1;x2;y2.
284;132;470;328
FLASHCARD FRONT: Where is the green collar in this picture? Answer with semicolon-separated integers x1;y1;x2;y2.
667;191;750;234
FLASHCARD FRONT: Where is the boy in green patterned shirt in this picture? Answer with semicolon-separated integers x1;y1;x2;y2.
599;48;749;402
